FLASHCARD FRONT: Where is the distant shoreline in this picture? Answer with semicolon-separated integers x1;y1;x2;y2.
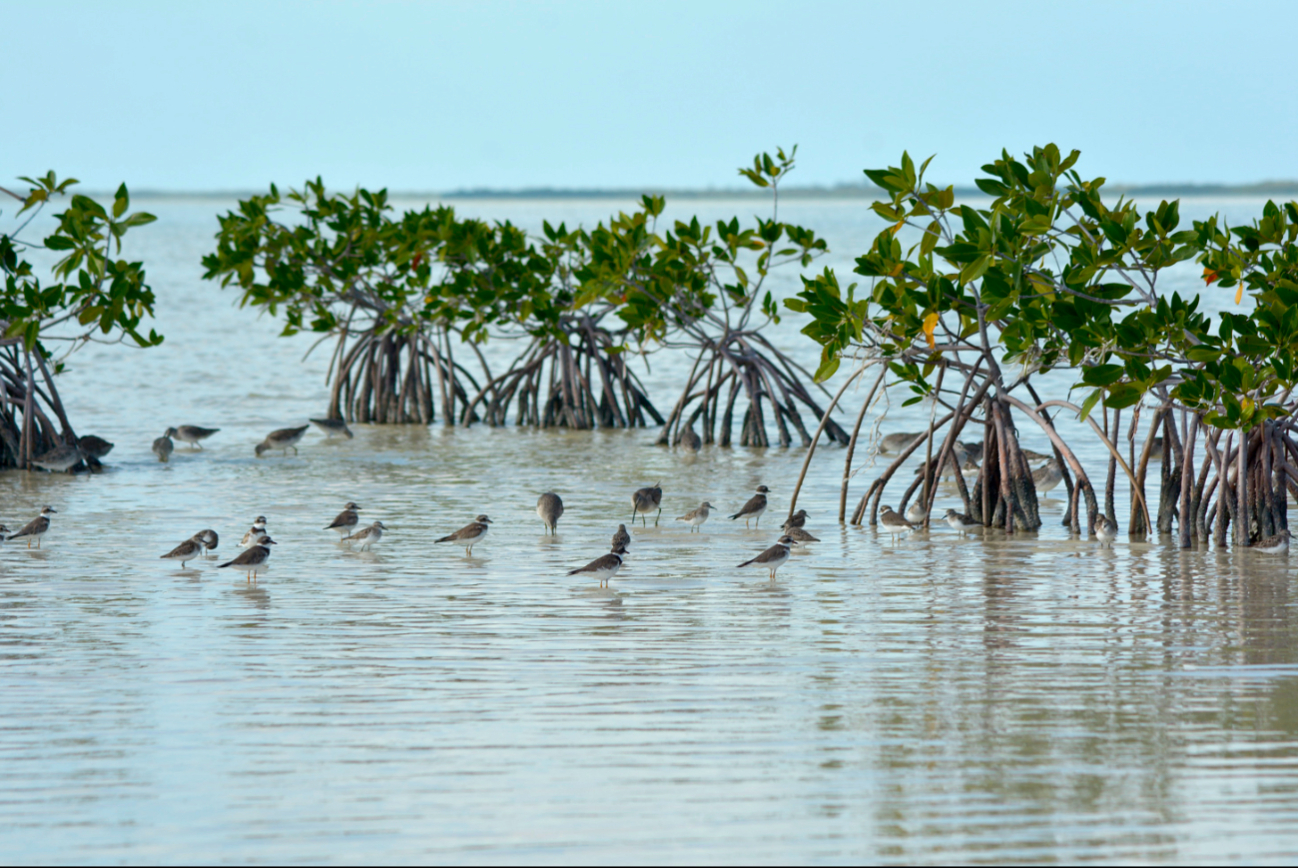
98;181;1298;201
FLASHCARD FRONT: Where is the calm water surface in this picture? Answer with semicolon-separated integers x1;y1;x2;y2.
3;197;1298;863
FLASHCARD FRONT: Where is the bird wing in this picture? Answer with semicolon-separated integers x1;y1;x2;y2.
162;540;201;558
729;495;765;519
325;510;356;529
10;516;48;538
436;522;484;543
567;553;621;575
738;543;785;567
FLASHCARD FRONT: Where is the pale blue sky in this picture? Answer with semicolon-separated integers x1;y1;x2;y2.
7;0;1296;192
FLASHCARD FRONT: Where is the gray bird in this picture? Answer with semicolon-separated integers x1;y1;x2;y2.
1254;529;1291;554
310;417;354;439
255;425;310;457
782;509;809;532
631;483;663;527
676;502;714;532
167;425;220;450
161;538;204;568
191;529;219;554
537;492;564;535
31;441;82;473
152;431;174;463
611;524;631;550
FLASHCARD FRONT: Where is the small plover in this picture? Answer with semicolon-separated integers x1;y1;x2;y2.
152;431;174;463
729;485;770;528
310;417;354;439
1094;514;1119;547
218;538;277;582
435;515;492;555
567;543;628;588
611;524;631;550
676;502;714;532
9;506;57;549
191;529;219;554
737;535;798;581
631;484;663;527
782;509;809;532
1021;449;1054;463
879;505;915;539
880;432;922;453
1254;529;1291;554
325;502;361;536
77;435;115;460
1032;458;1064;493
905;501;928;525
536;492;564;535
785;526;819;544
344;520;386;551
161;538;204;568
241;517;269;548
943;509;980;533
32;441;82;473
255;425;310;457
167;425;220;450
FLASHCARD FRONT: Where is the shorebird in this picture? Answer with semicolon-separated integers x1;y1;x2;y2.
191;529;219;554
1253;529;1290;554
167;425;220;450
676;501;714;532
785;526;819;544
631;483;663;527
435;515;492;555
943;509;981;534
611;524;631;550
782;509;809;532
9;506;56;548
240;517;269;548
161;538;204;568
218;538;276;581
879;505;915;540
961;440;985;463
325;502;361;536
310;417;354;439
567;543;628;588
344;521;386;551
905;501;928;525
729;485;769;528
737;535;797;581
255;425;310;457
1032;458;1064;493
880;432;922;453
537;492;564;535
31;441;82;473
1094;514;1119;547
152;431;174;462
77;435;114;460
679;425;701;451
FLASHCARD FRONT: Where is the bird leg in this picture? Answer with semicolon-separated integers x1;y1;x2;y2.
655;508;661;527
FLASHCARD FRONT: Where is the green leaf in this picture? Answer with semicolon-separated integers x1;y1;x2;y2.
1078;388;1102;422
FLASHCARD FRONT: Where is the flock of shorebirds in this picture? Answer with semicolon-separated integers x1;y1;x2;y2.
20;421;1283;585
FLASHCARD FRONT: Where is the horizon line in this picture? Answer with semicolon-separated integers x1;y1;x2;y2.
77;180;1298;201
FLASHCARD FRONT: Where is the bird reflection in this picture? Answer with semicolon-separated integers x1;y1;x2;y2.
232;583;270;609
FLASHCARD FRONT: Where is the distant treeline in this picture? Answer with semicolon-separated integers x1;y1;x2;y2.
99;181;1298;202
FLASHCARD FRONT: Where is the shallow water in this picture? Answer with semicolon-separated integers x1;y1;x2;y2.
3;196;1298;863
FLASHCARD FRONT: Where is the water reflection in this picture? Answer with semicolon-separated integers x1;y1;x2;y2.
0;197;1297;862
